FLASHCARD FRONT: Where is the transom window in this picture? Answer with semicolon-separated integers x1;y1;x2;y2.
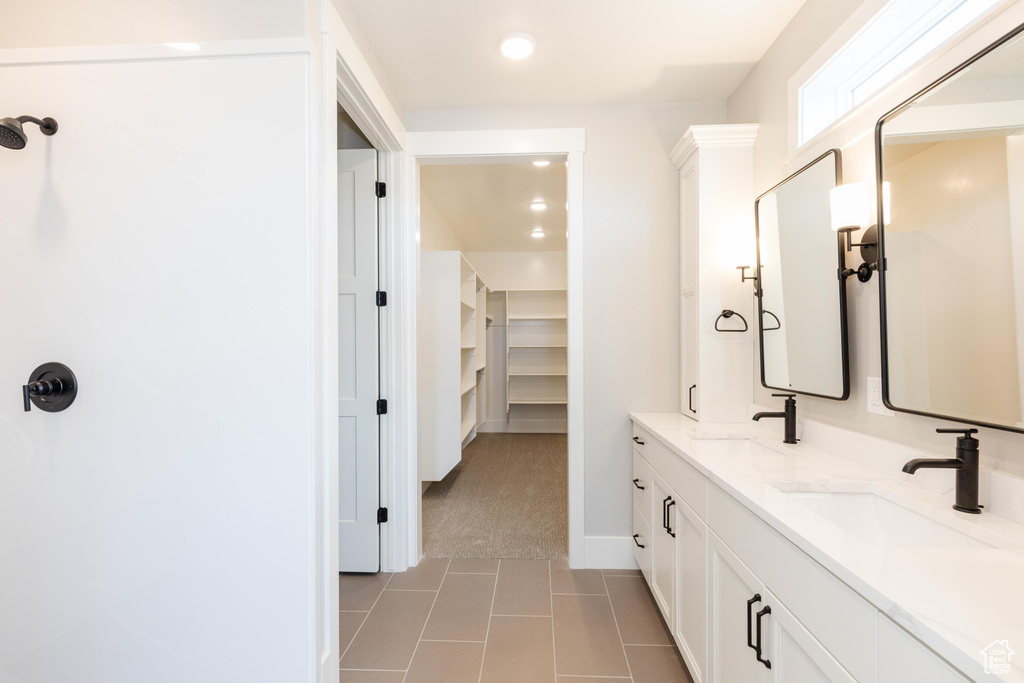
798;0;1004;145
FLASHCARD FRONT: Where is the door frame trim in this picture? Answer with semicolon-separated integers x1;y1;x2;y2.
321;4;410;682
406;128;587;568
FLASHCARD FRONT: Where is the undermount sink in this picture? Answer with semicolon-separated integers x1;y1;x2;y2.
774;484;997;549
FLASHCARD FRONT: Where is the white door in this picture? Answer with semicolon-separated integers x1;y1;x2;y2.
674;496;708;683
338;149;381;572
707;531;769;683
650;472;676;626
765;589;856;683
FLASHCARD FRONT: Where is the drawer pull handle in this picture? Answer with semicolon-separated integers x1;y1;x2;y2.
632;533;645;549
665;499;676;537
633;436;645;445
755;605;772;669
746;593;761;652
662;496;671;530
632;478;645;490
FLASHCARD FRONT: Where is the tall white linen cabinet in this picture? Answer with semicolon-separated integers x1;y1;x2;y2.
670;124;758;422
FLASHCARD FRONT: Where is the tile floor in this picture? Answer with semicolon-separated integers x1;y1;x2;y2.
339;558;694;682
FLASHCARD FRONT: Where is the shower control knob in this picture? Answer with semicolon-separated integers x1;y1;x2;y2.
23;362;77;413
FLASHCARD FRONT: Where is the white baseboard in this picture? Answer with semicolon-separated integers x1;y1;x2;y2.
478;419;567;434
584;535;639;569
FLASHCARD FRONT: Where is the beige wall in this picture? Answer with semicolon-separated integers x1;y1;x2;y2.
466;252;567;291
728;0;1024;473
406;101;727;538
419;190;467;252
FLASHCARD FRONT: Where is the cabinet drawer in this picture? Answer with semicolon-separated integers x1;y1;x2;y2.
650;436;707;521
708;483;877;683
632;449;651;523
631;423;651;457
632;502;652;582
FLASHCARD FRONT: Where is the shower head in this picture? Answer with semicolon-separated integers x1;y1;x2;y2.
0;116;58;150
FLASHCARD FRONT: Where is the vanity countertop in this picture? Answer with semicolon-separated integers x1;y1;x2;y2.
630;411;1024;683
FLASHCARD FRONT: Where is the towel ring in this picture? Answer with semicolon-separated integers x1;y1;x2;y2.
762;310;781;331
715;309;748;333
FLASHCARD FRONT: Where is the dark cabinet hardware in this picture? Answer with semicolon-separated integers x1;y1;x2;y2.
688;384;697;414
23;362;77;413
755;605;772;669
632;478;645;490
665;499;676;537
632;533;645;549
753;393;798;444
715;309;748;332
633;436;645;445
662;496;671;531
903;428;982;513
746;593;761;652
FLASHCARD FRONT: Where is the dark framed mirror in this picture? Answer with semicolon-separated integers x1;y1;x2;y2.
754;149;850;400
877;21;1024;433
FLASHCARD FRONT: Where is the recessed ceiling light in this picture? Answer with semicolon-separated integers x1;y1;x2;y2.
533;160;550;167
530;202;547;211
532;230;545;238
500;33;535;60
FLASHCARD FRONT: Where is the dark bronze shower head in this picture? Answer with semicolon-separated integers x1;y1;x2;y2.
0;116;58;150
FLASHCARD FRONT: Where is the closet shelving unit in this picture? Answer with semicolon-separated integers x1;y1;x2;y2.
506;289;568;413
419;251;489;482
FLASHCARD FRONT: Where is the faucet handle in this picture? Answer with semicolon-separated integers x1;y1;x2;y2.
936;428;978;436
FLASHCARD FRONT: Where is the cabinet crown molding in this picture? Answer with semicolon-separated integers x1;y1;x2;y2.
670;123;759;169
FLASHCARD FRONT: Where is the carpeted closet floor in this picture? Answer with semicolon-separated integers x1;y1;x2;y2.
422;432;568;559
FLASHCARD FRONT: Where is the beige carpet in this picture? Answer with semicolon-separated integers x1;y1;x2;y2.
422;433;568;560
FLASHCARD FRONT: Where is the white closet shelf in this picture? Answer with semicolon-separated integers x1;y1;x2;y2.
460;420;475;441
508;398;568;405
508;371;567;376
508;314;567;321
461;301;475;314
461;345;476;351
461;383;476;396
508;344;567;348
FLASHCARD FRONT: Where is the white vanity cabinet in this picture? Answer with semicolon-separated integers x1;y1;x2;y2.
630;419;973;683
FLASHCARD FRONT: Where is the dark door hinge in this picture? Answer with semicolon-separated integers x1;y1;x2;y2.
377;507;388;524
375;181;386;198
376;399;388;415
376;291;387;306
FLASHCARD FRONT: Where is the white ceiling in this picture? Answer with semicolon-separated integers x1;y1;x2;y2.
344;0;808;110
421;159;567;252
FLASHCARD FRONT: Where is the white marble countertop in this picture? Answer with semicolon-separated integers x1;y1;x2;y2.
630;412;1024;683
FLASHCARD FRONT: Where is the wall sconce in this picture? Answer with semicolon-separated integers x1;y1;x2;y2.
830;182;883;282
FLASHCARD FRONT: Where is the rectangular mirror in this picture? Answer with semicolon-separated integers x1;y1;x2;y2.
877;22;1024;433
754;149;850;400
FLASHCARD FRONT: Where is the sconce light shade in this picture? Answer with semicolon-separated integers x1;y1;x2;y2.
830;183;870;232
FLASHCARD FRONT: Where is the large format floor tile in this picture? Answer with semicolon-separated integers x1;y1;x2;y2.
605;575;674;645
340;590;436;670
480;616;556;683
491;559;551;616
421;572;496;641
339;557;692;682
405;641;485;683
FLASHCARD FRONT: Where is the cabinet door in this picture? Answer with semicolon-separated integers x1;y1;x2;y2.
632;503;652;581
765;589;856;683
682;289;698;420
707;531;768;683
650;472;677;627
877;615;968;683
674;497;708;683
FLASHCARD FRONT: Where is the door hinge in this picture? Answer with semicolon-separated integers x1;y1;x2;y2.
377;507;388;524
375;181;386;198
376;399;388;415
376;291;387;306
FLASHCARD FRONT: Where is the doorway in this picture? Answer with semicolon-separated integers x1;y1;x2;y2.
416;156;569;559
